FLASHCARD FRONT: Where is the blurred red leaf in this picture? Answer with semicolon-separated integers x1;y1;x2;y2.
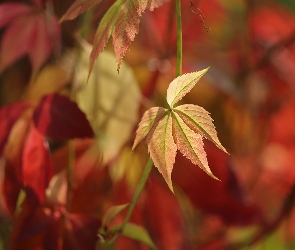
63;213;101;250
0;2;61;72
22;126;54;203
33;94;94;140
145;174;185;250
3;112;31;215
172;141;262;226
0;3;31;28
10;201;101;250
0;102;30;155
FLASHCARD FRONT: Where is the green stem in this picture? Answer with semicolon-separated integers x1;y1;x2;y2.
175;0;182;77
109;158;154;244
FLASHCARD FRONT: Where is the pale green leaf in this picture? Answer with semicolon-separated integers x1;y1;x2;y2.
123;223;157;249
102;203;129;227
166;68;209;108
174;104;227;153
172;111;219;180
132;107;166;150
146;112;177;192
76;43;141;163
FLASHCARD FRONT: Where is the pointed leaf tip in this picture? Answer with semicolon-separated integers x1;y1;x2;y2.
166;68;209;108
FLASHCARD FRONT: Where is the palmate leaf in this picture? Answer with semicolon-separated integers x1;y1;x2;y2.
133;68;227;192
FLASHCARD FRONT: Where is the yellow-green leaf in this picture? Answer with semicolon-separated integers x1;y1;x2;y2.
146;112;177;192
174;104;227;153
166;68;209;108
172;111;219;180
122;223;157;249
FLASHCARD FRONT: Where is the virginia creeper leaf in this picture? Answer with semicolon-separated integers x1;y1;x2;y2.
22;126;54;202
60;0;102;22
89;0;140;74
146;113;177;192
133;68;227;192
76;46;140;163
0;102;29;156
89;0;169;74
0;3;31;28
0;3;61;72
175;104;228;153
122;223;157;250
166;68;209;108
132;107;166;150
172;111;219;180
33;94;94;140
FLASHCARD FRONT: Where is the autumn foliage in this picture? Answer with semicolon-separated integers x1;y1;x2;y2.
1;0;295;249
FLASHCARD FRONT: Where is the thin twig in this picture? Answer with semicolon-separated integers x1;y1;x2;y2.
190;0;210;32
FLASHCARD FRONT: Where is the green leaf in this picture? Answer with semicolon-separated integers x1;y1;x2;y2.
122;223;157;249
146;112;177;192
166;68;209;108
175;104;228;153
132;107;166;150
172;111;219;180
102;204;129;227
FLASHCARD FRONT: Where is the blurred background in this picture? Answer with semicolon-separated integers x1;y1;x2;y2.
1;0;295;249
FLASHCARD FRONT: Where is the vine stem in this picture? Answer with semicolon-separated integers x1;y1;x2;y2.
109;158;154;244
175;0;182;77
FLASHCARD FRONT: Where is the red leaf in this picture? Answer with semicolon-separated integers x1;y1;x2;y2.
145;174;185;250
28;13;61;71
0;3;31;28
0;102;30;155
0;15;36;70
172;141;262;226
0;3;61;72
60;0;102;22
22;126;54;202
2;113;32;215
33;94;94;140
10;203;101;250
63;213;101;250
